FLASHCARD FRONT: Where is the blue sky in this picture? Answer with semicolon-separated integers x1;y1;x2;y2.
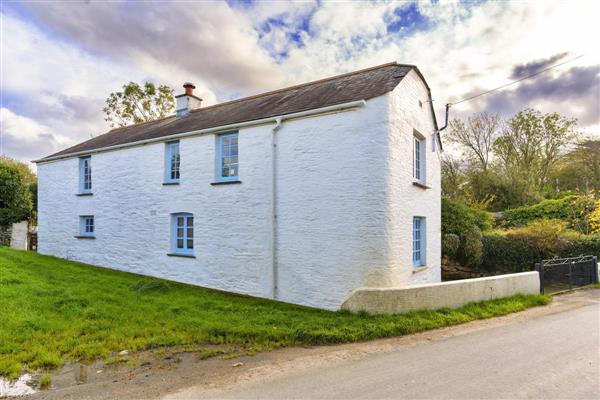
1;0;599;165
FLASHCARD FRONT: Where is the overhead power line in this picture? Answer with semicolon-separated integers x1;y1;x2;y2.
450;54;584;106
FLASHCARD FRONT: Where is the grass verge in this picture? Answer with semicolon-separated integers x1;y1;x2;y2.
0;248;550;379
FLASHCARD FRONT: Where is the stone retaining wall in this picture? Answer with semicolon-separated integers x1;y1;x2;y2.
341;271;540;314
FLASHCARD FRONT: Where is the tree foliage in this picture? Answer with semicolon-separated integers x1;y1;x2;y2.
103;82;175;128
443;108;582;211
499;195;596;234
549;139;600;194
494;109;577;191
0;157;36;226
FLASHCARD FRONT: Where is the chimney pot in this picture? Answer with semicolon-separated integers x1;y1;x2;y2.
183;82;196;96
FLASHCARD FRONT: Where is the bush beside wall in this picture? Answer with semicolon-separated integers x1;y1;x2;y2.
499;195;595;233
442;197;599;277
480;233;542;273
559;234;600;258
479;232;599;274
442;198;493;235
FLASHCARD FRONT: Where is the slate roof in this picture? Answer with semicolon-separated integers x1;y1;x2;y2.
41;62;433;160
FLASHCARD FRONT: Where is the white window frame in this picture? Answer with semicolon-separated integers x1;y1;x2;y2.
164;141;180;183
216;132;239;182
171;213;194;255
79;156;92;193
413;216;426;267
413;133;426;183
79;215;95;237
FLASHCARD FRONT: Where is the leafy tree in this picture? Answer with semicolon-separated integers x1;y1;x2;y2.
103;82;175;128
441;155;468;200
447;112;500;171
550;139;600;194
0;157;35;226
494;109;578;191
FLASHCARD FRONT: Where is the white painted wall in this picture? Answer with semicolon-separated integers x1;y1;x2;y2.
37;72;441;310
342;272;540;314
387;69;442;286
10;221;29;250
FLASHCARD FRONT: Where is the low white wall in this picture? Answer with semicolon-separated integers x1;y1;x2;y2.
10;221;29;250
341;272;540;314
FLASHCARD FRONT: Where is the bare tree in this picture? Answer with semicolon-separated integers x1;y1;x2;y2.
447;112;500;171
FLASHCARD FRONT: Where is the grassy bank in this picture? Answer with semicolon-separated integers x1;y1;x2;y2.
0;248;550;379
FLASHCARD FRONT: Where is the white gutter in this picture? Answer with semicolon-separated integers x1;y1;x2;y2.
34;100;367;164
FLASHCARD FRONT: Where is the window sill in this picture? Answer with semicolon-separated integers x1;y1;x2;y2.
76;192;93;196
211;180;242;186
413;266;428;274
162;181;180;186
412;181;431;190
74;235;95;239
167;253;196;258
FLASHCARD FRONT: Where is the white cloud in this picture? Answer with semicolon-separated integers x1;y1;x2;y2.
0;107;73;163
1;0;599;167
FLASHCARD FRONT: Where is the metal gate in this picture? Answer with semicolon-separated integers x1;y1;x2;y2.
533;255;599;294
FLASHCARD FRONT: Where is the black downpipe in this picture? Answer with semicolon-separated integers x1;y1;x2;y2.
437;103;451;132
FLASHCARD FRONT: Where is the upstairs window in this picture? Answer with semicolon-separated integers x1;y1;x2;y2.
171;213;193;256
79;215;95;237
217;132;238;181
413;217;425;267
79;156;92;193
413;134;426;183
165;141;180;183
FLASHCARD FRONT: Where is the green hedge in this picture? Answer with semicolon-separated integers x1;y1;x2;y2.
499;195;595;232
442;198;493;235
479;233;599;274
480;234;541;273
559;234;600;258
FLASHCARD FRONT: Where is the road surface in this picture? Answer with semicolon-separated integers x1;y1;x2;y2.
171;293;599;399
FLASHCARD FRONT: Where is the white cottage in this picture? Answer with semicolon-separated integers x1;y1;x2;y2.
35;62;442;310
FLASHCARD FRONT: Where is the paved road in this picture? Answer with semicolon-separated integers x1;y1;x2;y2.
191;300;600;399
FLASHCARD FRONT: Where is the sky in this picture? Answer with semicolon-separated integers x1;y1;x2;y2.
1;0;599;167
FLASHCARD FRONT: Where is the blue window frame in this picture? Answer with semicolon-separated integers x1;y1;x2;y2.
171;213;193;255
80;215;95;237
413;217;425;267
79;156;92;193
414;135;425;182
216;132;238;181
165;141;180;183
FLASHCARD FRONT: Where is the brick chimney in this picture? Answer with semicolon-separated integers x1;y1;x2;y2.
175;82;202;116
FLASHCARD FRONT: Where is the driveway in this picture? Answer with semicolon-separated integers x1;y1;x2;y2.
167;290;600;400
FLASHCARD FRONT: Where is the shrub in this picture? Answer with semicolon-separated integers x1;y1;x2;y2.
479;221;596;274
459;227;483;268
499;195;596;233
442;198;493;235
442;234;460;259
559;234;600;258
481;233;541;273
505;219;583;255
589;200;600;234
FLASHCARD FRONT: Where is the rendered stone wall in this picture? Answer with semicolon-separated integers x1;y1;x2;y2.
37;70;442;310
38;98;395;310
341;272;541;314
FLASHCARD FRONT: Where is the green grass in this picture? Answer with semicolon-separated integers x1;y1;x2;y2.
0;248;550;379
39;373;52;389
